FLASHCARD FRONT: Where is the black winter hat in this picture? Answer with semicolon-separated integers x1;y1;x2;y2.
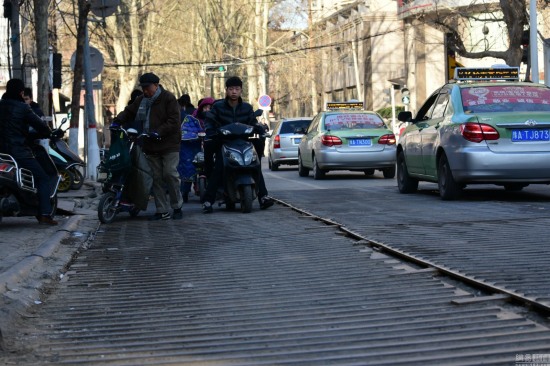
225;76;243;88
139;72;160;86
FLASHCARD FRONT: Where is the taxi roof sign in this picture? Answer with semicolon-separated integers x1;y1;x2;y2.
454;67;520;81
326;101;364;110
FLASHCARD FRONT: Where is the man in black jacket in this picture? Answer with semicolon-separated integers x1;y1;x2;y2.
0;79;57;225
201;76;273;213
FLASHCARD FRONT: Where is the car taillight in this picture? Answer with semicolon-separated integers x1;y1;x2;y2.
378;134;396;145
460;122;500;143
273;135;281;149
321;135;342;147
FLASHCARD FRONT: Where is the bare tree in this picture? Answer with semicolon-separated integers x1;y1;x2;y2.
418;0;528;66
69;0;89;129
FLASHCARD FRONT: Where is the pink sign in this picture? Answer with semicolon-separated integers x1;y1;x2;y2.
461;86;550;107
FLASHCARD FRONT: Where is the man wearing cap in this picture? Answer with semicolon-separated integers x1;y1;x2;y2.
114;72;184;220
201;76;274;213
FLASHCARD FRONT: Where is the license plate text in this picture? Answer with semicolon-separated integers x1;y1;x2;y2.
512;129;550;142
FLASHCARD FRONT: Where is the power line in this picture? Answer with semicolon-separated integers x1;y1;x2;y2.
103;27;402;69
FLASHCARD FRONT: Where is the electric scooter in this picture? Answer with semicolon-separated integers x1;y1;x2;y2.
217;123;261;213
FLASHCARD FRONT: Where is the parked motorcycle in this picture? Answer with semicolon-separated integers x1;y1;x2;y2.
50;118;86;190
47;148;74;192
0;144;60;223
216;122;261;213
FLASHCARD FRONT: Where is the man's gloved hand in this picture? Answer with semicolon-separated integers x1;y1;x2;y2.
148;132;161;140
50;129;64;139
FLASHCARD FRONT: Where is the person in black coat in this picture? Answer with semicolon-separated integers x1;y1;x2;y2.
201;76;273;213
0;79;58;225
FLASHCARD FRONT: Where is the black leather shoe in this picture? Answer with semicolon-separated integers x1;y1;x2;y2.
172;207;183;220
259;196;274;210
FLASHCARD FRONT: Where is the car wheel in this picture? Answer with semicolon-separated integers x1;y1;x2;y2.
383;165;396;179
504;183;528;191
363;169;375;176
312;155;325;180
269;157;279;171
397;151;418;193
438;154;462;200
298;152;309;177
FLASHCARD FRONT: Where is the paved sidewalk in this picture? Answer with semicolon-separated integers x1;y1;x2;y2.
0;181;102;348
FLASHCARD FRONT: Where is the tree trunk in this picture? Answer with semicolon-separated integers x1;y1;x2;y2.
33;0;49;116
70;0;89;129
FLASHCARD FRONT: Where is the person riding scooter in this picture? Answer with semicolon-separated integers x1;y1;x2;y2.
201;76;273;213
0;78;60;225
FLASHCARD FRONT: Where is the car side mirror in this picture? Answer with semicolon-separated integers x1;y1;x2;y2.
397;111;413;122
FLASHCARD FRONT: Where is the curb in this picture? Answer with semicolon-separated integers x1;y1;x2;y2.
0;215;84;296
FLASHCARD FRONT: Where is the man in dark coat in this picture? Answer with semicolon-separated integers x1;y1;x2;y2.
0;79;57;225
201;76;274;213
114;72;184;220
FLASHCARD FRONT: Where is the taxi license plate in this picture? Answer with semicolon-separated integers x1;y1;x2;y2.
512;129;550;142
349;139;372;146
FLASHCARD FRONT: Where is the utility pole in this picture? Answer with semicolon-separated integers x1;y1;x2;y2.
529;0;539;83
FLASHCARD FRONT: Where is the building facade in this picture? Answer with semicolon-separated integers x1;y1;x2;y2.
270;0;550;128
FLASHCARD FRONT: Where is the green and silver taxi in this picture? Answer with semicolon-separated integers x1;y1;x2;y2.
298;101;396;179
397;66;550;200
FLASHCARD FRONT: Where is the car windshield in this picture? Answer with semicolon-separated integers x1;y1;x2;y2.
323;113;385;130
461;85;550;113
280;120;311;134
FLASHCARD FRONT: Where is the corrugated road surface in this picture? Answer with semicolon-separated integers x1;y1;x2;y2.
3;196;550;365
275;185;550;309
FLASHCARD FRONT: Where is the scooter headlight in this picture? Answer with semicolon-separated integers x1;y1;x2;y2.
243;148;258;165
228;151;244;165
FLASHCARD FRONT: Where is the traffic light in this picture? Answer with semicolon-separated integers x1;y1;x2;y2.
52;53;62;88
204;64;227;74
521;29;529;64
